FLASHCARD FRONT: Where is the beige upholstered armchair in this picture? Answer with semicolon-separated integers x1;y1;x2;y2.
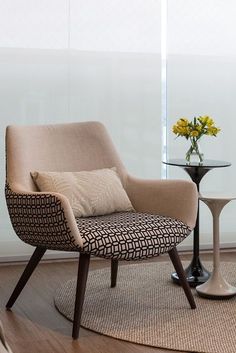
5;122;198;339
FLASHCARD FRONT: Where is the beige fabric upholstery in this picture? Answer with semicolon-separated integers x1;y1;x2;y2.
126;176;198;230
6;122;126;249
31;169;134;217
5;121;198;341
6;121;197;250
0;321;13;353
6;121;126;192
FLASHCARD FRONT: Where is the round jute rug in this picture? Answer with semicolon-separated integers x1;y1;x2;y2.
54;261;236;353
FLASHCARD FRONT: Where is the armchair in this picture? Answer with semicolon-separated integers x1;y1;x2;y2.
5;121;198;339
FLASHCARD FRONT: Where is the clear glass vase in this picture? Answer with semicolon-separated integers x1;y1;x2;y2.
185;139;204;164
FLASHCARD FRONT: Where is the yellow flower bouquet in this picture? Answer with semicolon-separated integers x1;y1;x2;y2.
172;116;221;163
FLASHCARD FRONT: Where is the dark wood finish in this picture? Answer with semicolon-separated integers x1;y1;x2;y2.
111;259;118;288
1;253;236;353
6;246;46;309
0;255;191;353
72;253;91;339
168;247;196;309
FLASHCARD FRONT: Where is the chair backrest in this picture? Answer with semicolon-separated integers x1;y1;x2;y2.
6;121;126;192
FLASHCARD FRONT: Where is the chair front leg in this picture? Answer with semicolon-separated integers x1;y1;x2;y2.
6;246;46;309
111;259;118;288
72;253;90;339
168;247;196;309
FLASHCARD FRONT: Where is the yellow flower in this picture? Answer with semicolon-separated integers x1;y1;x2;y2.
196;125;203;132
177;118;189;127
184;127;190;136
172;125;179;134
199;115;214;127
190;130;199;137
172;115;220;141
207;126;221;136
172;124;188;136
206;119;214;127
177;127;185;135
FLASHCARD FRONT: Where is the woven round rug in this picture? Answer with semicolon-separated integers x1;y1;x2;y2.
54;261;236;353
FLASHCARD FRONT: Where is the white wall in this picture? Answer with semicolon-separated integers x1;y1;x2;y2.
0;0;162;261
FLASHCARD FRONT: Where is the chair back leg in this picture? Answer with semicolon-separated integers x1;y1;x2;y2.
168;247;196;309
72;253;90;339
6;247;46;309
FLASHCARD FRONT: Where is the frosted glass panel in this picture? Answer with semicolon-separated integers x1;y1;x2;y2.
69;51;161;177
0;0;68;49
168;0;236;56
70;0;161;52
69;0;162;177
167;0;236;246
0;49;69;124
0;1;162;253
0;48;70;243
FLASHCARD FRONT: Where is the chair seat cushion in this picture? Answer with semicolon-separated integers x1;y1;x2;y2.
77;212;191;260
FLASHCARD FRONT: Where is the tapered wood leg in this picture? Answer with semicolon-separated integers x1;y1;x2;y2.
111;259;118;288
168;247;196;309
6;246;46;309
72;253;90;339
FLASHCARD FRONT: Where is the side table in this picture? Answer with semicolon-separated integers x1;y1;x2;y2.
196;194;236;299
163;159;231;287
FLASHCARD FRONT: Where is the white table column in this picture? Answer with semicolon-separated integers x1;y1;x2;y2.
196;194;236;299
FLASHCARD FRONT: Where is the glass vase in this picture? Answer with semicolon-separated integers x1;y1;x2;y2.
186;139;204;164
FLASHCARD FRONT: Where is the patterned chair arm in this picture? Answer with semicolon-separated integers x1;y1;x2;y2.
5;183;83;251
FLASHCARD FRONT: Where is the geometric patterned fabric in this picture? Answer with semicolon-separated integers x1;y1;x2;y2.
77;212;191;260
5;184;191;260
5;184;81;252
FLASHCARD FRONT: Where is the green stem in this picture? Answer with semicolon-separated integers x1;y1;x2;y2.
186;138;203;163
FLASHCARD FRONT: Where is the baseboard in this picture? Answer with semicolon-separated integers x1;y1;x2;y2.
0;240;77;263
178;242;236;252
1;238;236;263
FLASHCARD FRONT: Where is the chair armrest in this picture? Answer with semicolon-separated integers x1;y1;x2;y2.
126;175;198;230
0;321;13;353
5;183;83;250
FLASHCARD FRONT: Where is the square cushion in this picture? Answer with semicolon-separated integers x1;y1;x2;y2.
31;168;134;218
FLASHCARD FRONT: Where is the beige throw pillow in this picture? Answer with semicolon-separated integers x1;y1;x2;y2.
31;168;134;218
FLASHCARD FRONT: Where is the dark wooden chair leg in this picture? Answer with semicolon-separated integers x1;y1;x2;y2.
111;259;118;288
6;246;46;309
72;253;90;340
168;247;196;309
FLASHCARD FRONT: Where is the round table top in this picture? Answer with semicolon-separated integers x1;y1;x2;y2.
163;159;231;168
199;192;236;202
